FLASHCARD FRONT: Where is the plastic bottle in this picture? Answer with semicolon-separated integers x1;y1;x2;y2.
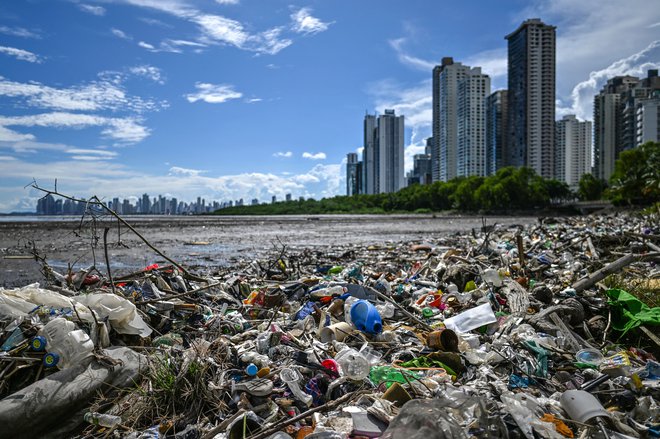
343;296;359;325
349;300;383;334
280;368;313;406
240;351;270;368
375;301;395;319
39;317;94;369
84;412;121;428
335;347;370;380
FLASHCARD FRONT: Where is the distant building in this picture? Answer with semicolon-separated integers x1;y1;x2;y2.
457;67;491;177
362;109;405;194
506;18;556;179
346;152;362;195
432;57;471;181
271;195;277;204
285;194;292;202
594;70;660;181
555;115;592;190
251;198;259;205
485;90;508;175
406;153;432;186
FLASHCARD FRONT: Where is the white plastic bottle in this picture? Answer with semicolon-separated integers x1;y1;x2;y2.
84;412;121;428
40;317;94;369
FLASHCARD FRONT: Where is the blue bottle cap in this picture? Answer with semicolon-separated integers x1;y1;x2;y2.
43;352;60;368
31;336;47;352
246;363;258;376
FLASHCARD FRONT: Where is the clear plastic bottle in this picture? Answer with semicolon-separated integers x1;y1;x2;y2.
343;296;358;325
335;347;370;380
84;412;121;428
39;318;94;369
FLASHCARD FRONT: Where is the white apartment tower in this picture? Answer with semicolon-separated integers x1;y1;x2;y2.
555;115;592;190
363;110;405;194
433;58;471;181
457;67;491;177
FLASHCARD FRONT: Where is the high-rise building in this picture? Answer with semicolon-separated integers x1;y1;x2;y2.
346;152;363;195
432;58;471;181
141;193;151;214
594;76;640;181
457;67;491;177
485;90;508;175
555;115;592;190
635;95;660;146
506;18;556;179
363;109;405;194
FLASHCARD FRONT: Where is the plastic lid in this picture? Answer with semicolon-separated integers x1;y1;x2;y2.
575;348;604;366
43;352;60;368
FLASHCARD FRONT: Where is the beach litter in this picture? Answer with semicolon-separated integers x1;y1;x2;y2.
0;210;659;439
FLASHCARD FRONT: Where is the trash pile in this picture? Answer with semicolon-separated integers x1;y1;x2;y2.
1;212;659;439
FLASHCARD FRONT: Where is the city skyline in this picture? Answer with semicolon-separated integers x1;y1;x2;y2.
1;1;660;212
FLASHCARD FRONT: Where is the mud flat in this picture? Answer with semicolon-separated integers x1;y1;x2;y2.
0;214;536;287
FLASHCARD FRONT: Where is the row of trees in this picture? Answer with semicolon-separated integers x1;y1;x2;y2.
578;141;659;205
216;166;572;215
216;141;659;216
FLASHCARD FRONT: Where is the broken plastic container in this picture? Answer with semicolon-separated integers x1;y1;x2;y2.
350;300;383;334
39;317;94;369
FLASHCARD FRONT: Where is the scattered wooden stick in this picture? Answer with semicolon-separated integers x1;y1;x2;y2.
103;227;116;295
367;286;433;331
572;253;636;293
246;390;368;439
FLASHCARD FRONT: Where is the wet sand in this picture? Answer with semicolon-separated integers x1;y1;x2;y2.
0;214;537;287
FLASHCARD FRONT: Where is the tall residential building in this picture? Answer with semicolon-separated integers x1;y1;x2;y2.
363;109;405;194
635;94;660;146
506;18;556;179
346;152;362;196
555;115;592;190
457;67;491;177
593;76;641;181
432;57;471;181
486;90;508;175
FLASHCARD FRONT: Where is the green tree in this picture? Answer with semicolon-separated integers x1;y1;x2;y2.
578;173;606;201
608;141;660;205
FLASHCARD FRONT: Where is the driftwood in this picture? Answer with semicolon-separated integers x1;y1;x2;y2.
572;254;636;293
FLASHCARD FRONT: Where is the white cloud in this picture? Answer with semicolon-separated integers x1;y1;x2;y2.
115;0;299;55
215;0;239;4
292;174;320;184
65;148;117;160
273;151;292;158
302;152;327;160
0;76;166;113
0;126;36;142
78;4;106;15
388;38;435;71
0;155;347;212
169;166;206;176
245;98;262;103
0;112;150;144
290;8;332;35
0;45;42;63
557;40;660;120
185;83;242;104
111;28;132;40
138;38;208;53
129;65;165;84
0;26;40;39
138;41;156;50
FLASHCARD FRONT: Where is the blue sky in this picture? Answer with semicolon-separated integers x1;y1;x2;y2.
0;0;659;212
